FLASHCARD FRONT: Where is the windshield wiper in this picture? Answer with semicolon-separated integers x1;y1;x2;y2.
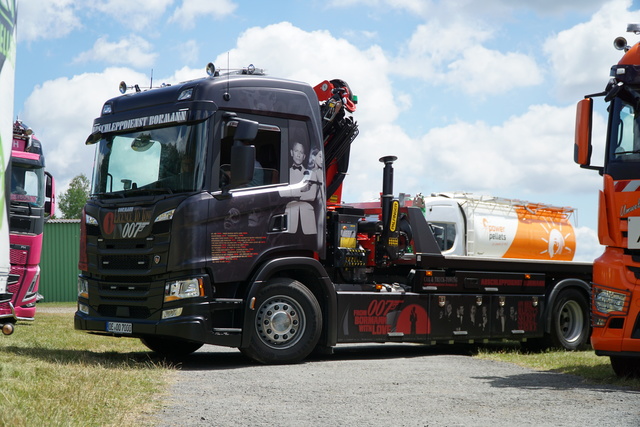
615;149;640;155
123;187;174;196
92;192;125;199
93;187;176;199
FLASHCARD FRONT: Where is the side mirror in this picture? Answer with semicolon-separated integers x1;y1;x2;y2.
575;98;593;167
234;118;258;143
45;171;55;218
223;118;258;191
230;143;256;188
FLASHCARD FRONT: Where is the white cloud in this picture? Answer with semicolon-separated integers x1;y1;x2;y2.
90;0;174;31
574;225;604;262
20;68;150;198
169;0;237;28
394;20;543;96
417;104;601;194
213;22;397;123
176;40;200;66
328;0;604;20
544;0;640;102
73;35;157;68
161;65;203;85
17;0;83;42
447;47;543;96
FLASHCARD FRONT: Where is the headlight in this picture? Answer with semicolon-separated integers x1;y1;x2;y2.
78;303;89;314
594;288;628;314
85;214;98;226
77;276;89;299
164;278;204;302
155;209;175;223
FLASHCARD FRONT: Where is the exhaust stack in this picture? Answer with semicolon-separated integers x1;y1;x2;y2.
377;156;401;264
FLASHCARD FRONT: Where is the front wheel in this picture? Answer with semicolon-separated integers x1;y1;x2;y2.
549;288;590;351
610;356;640;378
141;336;203;358
241;278;322;364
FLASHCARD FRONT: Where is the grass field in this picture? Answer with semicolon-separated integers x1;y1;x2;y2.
475;345;640;390
0;303;173;427
1;303;638;426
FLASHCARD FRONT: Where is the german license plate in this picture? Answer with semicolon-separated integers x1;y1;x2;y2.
107;322;132;334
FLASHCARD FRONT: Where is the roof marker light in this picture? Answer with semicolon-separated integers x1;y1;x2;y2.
178;88;193;101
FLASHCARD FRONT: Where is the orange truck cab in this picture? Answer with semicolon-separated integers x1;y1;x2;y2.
575;23;640;377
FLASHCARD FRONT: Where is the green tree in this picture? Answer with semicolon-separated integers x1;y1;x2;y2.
58;174;90;219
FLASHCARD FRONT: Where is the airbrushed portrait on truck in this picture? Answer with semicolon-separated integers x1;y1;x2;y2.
74;62;593;364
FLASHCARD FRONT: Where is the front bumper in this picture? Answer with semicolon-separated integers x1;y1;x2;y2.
74;299;243;348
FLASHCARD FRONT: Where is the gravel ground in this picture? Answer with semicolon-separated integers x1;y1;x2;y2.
153;344;640;427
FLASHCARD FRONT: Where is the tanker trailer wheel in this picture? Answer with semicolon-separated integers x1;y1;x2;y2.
241;278;322;364
141;336;203;358
549;288;590;351
610;356;640;378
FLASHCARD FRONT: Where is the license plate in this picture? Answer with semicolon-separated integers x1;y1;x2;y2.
107;322;132;334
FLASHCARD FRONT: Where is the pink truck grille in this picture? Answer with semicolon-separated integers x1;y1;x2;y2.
10;247;28;264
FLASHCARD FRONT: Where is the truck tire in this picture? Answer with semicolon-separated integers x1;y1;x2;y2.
610;356;640;378
241;278;322;364
549;288;590;351
141;336;203;358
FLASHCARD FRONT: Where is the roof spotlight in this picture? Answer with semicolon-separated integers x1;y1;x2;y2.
247;64;255;75
119;81;127;94
206;62;216;77
614;37;629;51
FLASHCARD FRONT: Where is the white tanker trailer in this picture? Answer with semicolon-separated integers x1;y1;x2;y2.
414;192;576;261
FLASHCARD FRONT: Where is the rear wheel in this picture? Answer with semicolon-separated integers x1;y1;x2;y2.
610;356;640;378
549;288;590;351
141;336;203;358
241;278;322;364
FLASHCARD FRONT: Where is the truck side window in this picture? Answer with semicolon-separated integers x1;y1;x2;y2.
220;123;281;188
431;222;456;252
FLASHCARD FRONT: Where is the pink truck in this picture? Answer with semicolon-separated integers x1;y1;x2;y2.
0;121;54;334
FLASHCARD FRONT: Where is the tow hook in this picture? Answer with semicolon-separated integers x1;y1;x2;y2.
1;322;15;335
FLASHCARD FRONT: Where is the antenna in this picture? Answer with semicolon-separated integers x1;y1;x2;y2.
150;69;153;89
224;52;231;101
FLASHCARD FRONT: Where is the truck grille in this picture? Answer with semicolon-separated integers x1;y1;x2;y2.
99;283;150;292
10;247;28;264
97;304;150;319
101;255;149;270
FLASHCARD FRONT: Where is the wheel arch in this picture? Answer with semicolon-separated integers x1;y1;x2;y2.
543;277;591;335
240;257;337;348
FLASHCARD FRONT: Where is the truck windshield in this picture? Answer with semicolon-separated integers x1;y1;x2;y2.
10;163;44;207
91;121;208;196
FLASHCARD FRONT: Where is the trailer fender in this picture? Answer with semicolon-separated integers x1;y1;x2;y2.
544;277;591;335
240;257;337;349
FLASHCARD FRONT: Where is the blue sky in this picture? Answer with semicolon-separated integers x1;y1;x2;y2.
11;0;640;261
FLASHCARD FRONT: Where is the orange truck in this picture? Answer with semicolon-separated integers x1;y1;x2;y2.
575;23;640;377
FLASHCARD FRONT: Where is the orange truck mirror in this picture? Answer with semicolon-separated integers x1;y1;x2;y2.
574;98;593;166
